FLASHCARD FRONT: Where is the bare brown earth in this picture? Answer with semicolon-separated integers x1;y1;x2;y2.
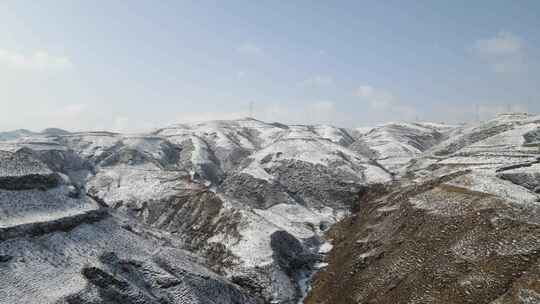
305;173;540;304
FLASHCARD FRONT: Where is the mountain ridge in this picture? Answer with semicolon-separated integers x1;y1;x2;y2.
1;115;539;304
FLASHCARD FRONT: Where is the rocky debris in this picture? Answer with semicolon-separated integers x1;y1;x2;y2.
490;262;540;303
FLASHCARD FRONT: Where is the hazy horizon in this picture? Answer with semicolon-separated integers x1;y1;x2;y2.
1;1;539;132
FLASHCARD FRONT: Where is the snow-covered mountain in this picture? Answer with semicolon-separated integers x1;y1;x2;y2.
1;118;394;303
0;148;259;304
350;121;457;174
1;115;539;304
306;113;540;304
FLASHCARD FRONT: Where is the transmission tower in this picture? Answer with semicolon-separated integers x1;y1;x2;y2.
249;101;254;118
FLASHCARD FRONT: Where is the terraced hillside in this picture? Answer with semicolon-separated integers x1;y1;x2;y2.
1;115;538;304
0;149;258;304
305;113;540;304
1;119;405;303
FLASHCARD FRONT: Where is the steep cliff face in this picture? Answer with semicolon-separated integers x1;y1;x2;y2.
305;114;540;304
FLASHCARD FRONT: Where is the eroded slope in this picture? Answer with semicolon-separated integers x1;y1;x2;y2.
306;114;540;304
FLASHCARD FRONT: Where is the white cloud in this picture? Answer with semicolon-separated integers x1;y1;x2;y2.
354;85;416;120
0;48;73;70
472;32;524;73
299;75;334;87
236;42;264;56
473;32;522;56
355;85;394;109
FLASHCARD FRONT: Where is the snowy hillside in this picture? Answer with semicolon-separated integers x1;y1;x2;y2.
350;122;456;174
1;118;394;303
2;115;539;304
305;113;540;304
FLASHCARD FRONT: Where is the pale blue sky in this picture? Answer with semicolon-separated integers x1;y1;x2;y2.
1;1;539;131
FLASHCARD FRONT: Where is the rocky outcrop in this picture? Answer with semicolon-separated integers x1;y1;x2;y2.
270;231;320;276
